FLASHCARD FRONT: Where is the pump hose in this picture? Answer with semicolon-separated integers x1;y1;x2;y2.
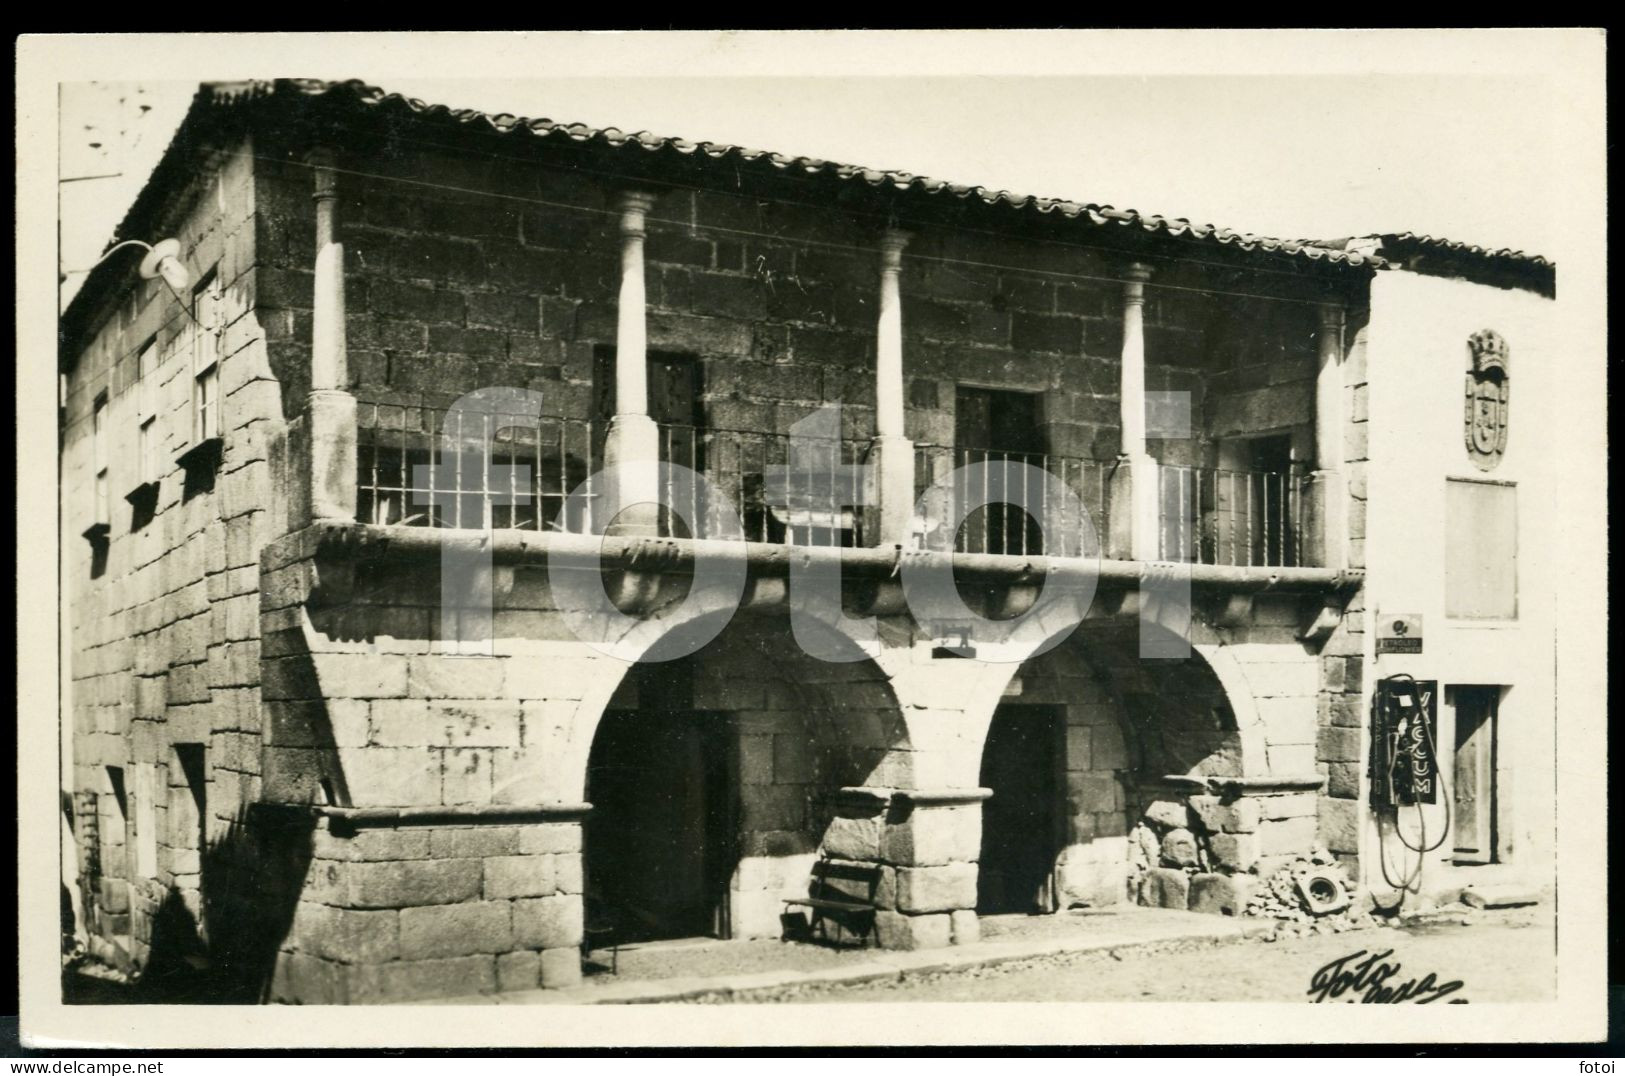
1371;674;1453;911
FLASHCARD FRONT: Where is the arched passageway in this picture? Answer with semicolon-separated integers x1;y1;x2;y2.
583;610;909;943
978;621;1250;914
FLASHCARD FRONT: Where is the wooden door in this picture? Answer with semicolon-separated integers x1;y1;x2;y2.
1452;687;1499;864
585;709;733;942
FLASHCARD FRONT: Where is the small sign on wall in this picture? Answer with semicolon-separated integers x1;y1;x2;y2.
1376;614;1424;655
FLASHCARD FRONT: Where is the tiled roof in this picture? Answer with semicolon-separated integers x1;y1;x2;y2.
94;78;1390;282
282;79;1381;267
1376;231;1554;269
1363;232;1556;296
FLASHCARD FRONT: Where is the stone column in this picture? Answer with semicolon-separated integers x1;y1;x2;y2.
868;229;915;546
306;147;356;523
875;788;988;949
601;191;661;537
1108;263;1157;560
1305;302;1347;569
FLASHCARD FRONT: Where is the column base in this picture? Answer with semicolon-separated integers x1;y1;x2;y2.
307;389;358;524
866;435;915;547
1108;452;1160;561
1303;469;1347;570
602;413;662;537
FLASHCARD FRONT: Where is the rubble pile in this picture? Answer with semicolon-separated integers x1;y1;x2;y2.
1244;846;1383;938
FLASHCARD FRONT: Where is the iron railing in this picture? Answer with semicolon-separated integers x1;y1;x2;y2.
1157;464;1303;567
355;401;599;533
355;406;1302;567
656;422;869;546
914;445;1109;558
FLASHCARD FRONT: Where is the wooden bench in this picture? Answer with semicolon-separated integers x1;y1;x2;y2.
783;858;882;948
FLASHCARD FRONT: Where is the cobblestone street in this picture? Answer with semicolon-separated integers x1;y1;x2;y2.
724;906;1553;1004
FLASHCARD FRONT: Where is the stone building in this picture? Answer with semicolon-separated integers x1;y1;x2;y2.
58;79;1554;1003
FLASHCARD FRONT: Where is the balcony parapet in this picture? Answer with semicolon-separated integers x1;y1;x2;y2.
281;519;1363;637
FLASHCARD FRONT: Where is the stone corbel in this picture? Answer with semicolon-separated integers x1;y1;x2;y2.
988;583;1042;620
1296;569;1365;647
841;576;909;618
490;564;518;603
1208;592;1256;629
605;539;688;615
309;523;386;608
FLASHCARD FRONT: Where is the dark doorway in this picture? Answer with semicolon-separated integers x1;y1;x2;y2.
585;708;735;943
955;387;1046;555
977;704;1063;915
1242;434;1296;567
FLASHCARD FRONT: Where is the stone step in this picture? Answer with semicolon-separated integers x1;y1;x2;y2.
1459;884;1541;910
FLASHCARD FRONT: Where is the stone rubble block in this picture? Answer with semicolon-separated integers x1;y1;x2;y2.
1188;872;1255;916
294;903;401;964
822;815;883;861
879;805;981;867
874;909;953;950
949;908;980;946
1258;816;1318;857
496;950;541;993
512;894;583;950
539;945;583;988
347;857;484;909
1142;799;1189;829
398;900;514;958
482;854;556;900
1138;866;1190;909
1208;833;1261;873
1160;827;1200;868
1260;792;1319;821
896;862;978;914
408;654;506;699
1459;885;1540;910
348;955;497;1004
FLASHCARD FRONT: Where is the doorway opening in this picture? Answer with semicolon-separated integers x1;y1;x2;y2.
1450;686;1502;866
584;705;736;944
955;386;1047;556
977;704;1064;915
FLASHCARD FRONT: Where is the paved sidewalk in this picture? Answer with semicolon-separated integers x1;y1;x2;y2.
416;907;1275;1006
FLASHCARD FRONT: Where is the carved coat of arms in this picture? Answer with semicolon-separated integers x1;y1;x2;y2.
1464;329;1510;470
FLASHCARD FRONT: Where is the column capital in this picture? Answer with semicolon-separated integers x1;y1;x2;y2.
879;228;912;270
1318;301;1346;332
616;190;658;236
306;146;339;202
1121;261;1153;305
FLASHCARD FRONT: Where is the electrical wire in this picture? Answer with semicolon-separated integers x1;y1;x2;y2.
253;118;1369;292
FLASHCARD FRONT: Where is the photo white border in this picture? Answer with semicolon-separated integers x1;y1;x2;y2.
17;28;1608;1049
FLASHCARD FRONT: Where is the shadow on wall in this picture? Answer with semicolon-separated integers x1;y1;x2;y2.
97;808;316;1005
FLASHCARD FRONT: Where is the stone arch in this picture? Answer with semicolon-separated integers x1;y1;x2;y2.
576;606;913;940
976;618;1269;911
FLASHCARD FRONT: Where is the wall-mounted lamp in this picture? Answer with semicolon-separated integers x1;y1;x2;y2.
136;238;191;292
71;237;191;293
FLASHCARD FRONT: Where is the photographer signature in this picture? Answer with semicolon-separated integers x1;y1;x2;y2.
1308;948;1468;1004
